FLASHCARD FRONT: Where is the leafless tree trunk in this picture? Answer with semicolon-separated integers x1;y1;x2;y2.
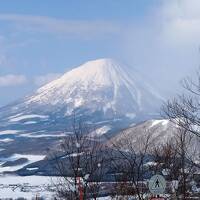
162;70;200;199
162;71;200;139
151;140;180;179
109;130;152;200
175;127;196;199
152;125;196;199
50;116;108;200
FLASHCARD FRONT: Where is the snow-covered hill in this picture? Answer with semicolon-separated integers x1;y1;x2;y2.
108;119;200;156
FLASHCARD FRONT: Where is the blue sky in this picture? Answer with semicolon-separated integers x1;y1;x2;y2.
0;1;159;20
0;0;200;106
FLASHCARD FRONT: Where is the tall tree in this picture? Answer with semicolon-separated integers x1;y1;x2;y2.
51;118;108;200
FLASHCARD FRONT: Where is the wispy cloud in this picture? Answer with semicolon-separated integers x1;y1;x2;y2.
0;14;121;38
34;73;61;86
161;0;200;46
0;74;27;87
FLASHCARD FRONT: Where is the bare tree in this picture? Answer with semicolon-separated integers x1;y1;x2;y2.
151;126;197;199
160;70;200;199
162;71;200;138
174;127;198;199
151;140;180;179
51;118;108;200
109;131;152;200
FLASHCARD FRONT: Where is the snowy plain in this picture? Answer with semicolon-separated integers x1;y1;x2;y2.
0;154;45;173
0;175;56;199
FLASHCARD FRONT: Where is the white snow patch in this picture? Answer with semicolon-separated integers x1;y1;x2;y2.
96;126;111;135
90;126;111;137
61;152;84;159
150;119;169;128
0;130;20;135
26;167;39;171
9;114;48;122
0;138;14;143
144;161;157;167
0;154;45;173
20;132;67;138
74;98;84;108
23;121;37;124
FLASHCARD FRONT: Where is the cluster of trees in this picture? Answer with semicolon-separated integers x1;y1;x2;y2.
52;127;199;199
51;73;200;199
151;130;198;199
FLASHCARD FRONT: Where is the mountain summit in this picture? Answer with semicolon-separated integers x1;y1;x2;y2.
27;58;162;117
0;58;163;135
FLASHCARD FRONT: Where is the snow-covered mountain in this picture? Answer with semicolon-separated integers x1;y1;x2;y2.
0;58;163;139
26;58;162;115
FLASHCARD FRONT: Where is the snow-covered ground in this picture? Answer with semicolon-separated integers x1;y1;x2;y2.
0;175;113;199
0;154;45;173
0;175;56;199
0;154;53;198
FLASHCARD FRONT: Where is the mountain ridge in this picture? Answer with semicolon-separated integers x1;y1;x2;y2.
0;58;163;137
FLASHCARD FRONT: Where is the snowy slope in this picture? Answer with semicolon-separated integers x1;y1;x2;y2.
25;58;162;116
108;119;200;156
0;58;163;139
108;119;175;147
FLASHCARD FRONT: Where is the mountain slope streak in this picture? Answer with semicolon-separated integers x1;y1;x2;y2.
0;58;163;135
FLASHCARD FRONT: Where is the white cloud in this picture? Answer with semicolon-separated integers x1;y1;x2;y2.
116;0;200;97
0;74;27;87
161;0;200;46
34;73;61;86
0;14;121;38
